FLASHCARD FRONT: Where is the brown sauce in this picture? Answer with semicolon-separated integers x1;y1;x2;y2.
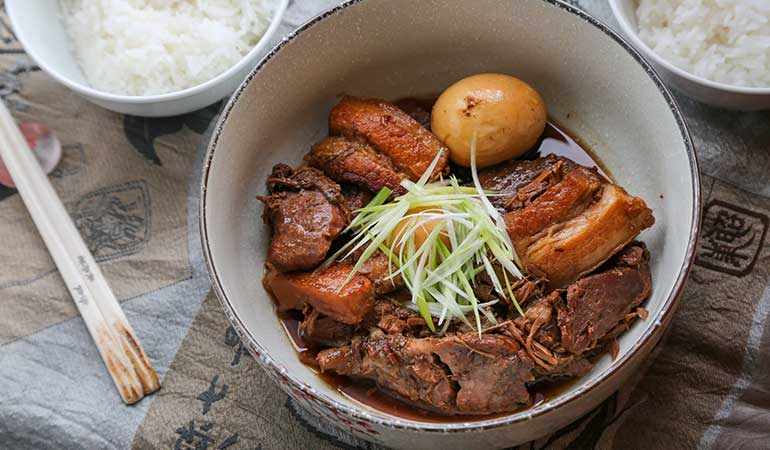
276;118;602;422
529;120;611;180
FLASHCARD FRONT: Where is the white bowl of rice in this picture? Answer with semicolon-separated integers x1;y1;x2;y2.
609;0;770;110
6;0;288;117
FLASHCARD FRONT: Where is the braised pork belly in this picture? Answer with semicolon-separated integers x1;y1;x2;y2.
258;94;655;417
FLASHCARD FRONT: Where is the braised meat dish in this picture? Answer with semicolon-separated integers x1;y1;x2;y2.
258;74;654;417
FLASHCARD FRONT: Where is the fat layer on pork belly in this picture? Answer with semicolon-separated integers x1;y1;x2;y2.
502;160;654;290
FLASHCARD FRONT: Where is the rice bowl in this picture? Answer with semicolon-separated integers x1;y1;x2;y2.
635;0;770;89
6;0;288;116
610;0;770;110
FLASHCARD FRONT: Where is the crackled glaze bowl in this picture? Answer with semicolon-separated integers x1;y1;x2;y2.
200;0;700;448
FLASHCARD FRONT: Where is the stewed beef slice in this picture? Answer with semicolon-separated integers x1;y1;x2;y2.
317;332;533;414
308;137;407;194
318;333;458;412
329;96;448;181
557;244;652;354
340;184;373;213
299;307;355;347
258;164;347;272
264;263;374;325
430;334;533;413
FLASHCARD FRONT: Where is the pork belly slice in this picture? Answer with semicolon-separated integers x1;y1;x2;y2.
317;332;533;415
514;183;654;290
265;264;374;325
478;154;578;210
505;166;603;246
307;137;407;194
329;96;448;181
258;164;347;272
558;244;652;355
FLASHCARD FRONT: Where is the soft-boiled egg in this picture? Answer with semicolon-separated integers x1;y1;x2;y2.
431;73;547;168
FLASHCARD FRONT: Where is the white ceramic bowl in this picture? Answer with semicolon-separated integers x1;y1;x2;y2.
201;1;701;448
609;0;770;110
6;0;288;117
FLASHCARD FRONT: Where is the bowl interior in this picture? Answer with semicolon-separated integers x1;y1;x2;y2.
203;0;696;427
7;1;88;85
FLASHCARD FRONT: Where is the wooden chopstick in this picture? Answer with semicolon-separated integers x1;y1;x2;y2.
0;101;160;404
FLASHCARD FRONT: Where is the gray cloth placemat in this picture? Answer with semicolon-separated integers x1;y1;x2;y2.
1;1;769;449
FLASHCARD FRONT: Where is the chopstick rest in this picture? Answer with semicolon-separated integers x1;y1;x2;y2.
0;101;160;404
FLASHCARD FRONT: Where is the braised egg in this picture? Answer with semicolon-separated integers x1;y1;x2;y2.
431;73;547;168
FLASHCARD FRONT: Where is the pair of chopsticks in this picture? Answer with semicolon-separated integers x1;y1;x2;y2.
0;100;160;404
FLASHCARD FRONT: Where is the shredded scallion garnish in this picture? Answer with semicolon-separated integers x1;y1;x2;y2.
323;137;524;334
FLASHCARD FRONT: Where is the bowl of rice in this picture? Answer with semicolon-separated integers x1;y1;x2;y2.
609;0;770;110
6;0;288;117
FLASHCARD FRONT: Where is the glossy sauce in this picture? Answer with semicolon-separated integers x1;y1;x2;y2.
528;120;610;180
277;118;602;422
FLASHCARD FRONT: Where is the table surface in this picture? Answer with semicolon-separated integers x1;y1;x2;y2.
1;1;770;449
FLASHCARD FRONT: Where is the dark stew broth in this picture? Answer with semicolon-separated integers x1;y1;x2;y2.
276;119;603;422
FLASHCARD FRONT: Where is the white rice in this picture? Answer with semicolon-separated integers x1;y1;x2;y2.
60;0;276;96
635;0;770;88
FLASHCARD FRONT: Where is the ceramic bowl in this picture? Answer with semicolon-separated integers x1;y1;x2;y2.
200;0;700;448
609;0;770;110
5;0;288;117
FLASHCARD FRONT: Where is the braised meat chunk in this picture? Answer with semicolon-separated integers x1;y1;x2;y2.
329;96;448;181
505;166;603;245
299;307;355;347
318;333;458;412
265;264;374;325
504;164;654;290
258;164;347;272
308;137;407;194
524;184;653;289
430;334;533;413
317;331;533;415
558;244;652;354
478;154;578;209
259;88;658;419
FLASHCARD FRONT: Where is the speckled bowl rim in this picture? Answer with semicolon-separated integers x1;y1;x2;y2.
200;0;701;433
